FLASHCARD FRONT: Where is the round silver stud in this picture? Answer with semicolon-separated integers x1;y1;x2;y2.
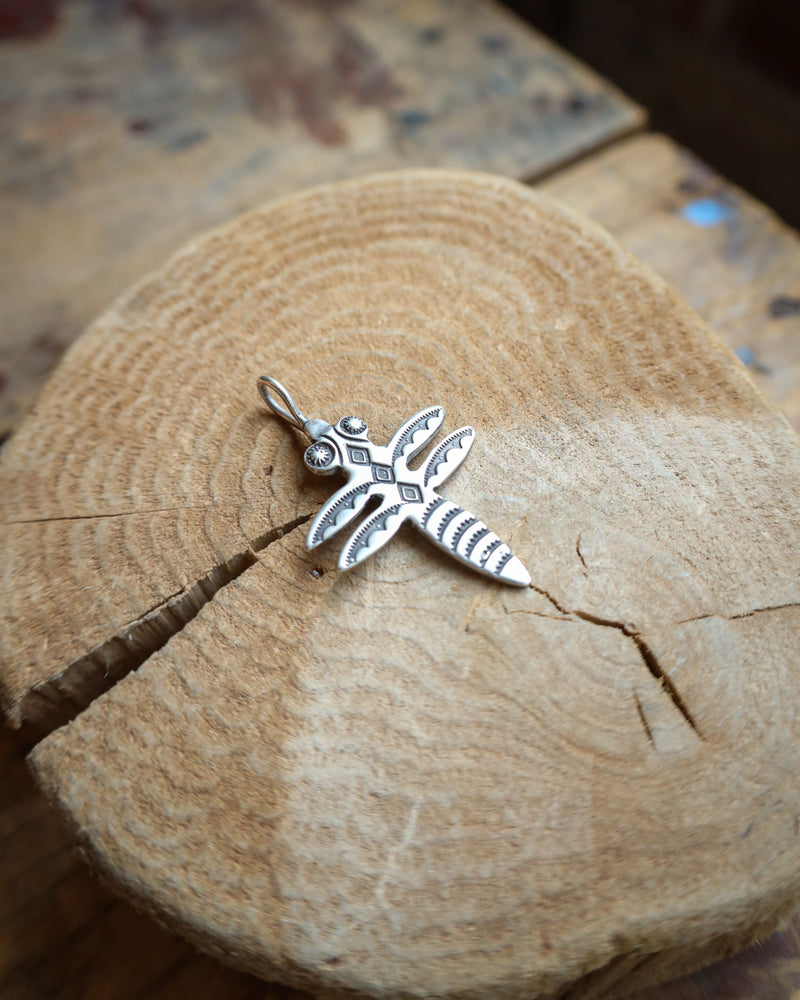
305;441;336;469
338;415;368;437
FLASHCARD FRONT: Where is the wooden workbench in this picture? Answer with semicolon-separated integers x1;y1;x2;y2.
1;2;798;998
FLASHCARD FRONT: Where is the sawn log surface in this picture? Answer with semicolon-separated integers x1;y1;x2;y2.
1;171;799;998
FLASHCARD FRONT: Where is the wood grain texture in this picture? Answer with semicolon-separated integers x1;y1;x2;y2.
0;0;643;439
541;132;800;430
2;170;799;998
3;721;799;1000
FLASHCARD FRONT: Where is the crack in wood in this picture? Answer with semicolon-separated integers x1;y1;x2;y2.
575;532;588;572
4;505;212;526
17;513;314;743
528;583;572;617
730;601;800;619
676;601;800;625
633;691;655;748
528;583;704;740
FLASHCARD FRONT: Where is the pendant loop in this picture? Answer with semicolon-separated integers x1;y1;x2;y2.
257;375;309;434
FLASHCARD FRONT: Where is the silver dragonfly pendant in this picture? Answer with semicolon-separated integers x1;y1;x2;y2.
258;376;531;588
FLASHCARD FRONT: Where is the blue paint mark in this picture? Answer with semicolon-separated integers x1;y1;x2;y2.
734;345;756;367
482;34;509;52
734;345;771;375
680;198;730;227
490;73;513;96
419;26;444;44
397;109;431;129
566;92;594;113
167;129;208;152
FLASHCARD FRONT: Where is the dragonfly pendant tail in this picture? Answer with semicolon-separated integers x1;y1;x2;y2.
258;376;531;588
413;498;531;587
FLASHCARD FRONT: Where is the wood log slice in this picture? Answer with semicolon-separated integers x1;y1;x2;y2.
1;170;799;999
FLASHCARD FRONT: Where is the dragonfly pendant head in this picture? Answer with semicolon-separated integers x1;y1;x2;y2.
303;415;370;477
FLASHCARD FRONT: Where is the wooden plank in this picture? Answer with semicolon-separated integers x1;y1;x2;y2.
540;132;800;430
540;131;800;1000
0;0;643;438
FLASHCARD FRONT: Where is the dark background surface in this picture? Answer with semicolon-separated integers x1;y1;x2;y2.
506;0;800;228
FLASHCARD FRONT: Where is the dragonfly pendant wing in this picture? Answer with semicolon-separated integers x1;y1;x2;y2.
307;480;373;548
423;426;475;490
388;406;445;465
339;501;408;569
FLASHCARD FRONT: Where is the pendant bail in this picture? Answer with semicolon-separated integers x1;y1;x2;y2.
257;376;330;440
